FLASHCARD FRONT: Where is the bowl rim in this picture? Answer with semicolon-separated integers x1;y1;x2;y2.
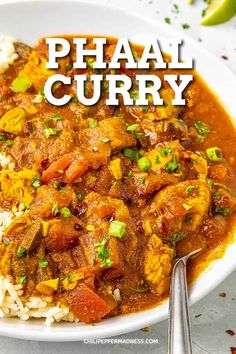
0;0;236;341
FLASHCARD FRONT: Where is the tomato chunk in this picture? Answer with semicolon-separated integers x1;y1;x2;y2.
65;283;110;323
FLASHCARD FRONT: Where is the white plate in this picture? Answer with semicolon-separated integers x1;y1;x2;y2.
0;0;236;342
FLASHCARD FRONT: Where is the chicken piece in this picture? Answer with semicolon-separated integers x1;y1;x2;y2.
45;216;83;252
144;234;174;295
212;184;236;216
79;117;137;152
30;185;76;219
141;118;188;146
142;180;211;243
181;150;208;179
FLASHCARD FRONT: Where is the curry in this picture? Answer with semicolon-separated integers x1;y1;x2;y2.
0;35;235;324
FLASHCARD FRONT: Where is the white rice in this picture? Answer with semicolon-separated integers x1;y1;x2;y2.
0;276;78;326
0;36;18;74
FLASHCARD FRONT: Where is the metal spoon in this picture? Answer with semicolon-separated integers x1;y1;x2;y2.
168;248;202;354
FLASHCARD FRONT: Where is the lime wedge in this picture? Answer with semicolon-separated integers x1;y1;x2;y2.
201;0;236;26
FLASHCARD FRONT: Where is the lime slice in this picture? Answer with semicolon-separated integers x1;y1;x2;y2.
201;0;236;26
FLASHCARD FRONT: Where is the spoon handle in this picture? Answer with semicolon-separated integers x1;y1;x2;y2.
168;257;192;354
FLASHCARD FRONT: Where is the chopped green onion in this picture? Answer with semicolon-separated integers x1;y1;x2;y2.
142;106;148;113
165;17;171;24
206;147;224;162
44;127;61;138
89;118;98;129
165;156;179;173
87;58;94;69
0;135;6;141
17;246;26;258
52;114;64;121
67;274;74;280
206;178;214;186
60;207;71;218
214;207;230;216
130;90;139;99
182;23;190;29
108;220;127;238
160;147;173;156
126;124;139;132
66;63;72;71
138;156;151;172
170;231;187;247
95;236;113;267
103;82;109;92
3;241;11;246
5;140;13;147
123;148;139;161
76;193;84;202
31;176;41;189
186;185;199;193
11;76;32;93
39;256;48;269
19;274;26;284
155;155;160;164
194;120;210;135
101;137;110;143
52;202;59;216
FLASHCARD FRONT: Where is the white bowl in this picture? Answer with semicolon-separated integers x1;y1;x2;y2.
0;0;236;342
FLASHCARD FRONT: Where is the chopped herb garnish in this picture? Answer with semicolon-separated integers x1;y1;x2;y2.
44;127;61;138
160;146;173;156
186;185;199;193
141;106;148;113
123;148;139;161
165;17;171;24
66;63;72;71
88;118;98;129
108;220;127;238
5;140;13;147
206;147;224;162
138;156;151;172
206;178;214;186
3;241;11;245
103;82;109;92
39;256;48;269
213;191;222;201
155;155;160;164
182;23;190;29
170;231;187;247
214;207;230;216
17;246;26;258
196;134;205;143
194;121;210;135
60;207;71;218
137;175;145;185
95;236;113;267
76;193;84;202
19;274;26;284
52;114;64;121
0;135;6;141
130;90;139;100
52;202;59;216
127;124;139;132
67;274;74;280
185;214;192;224
172;4;179;13
165;155;179;173
87;58;94;69
31;176;41;189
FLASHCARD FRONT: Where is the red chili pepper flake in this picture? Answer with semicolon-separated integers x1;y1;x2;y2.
195;314;202;318
41;158;50;169
141;327;150;332
219;292;226;298
230;348;236;354
226;329;235;336
221;55;228;60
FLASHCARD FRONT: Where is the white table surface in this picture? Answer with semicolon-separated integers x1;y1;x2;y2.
1;0;236;353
